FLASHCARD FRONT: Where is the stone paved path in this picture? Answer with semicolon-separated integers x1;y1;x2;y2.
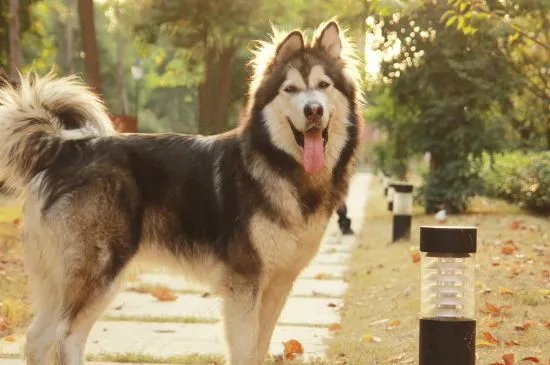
0;172;371;364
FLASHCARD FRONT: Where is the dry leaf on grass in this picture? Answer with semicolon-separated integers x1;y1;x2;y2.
480;302;512;316
502;353;514;365
499;287;514;295
501;244;517;255
476;339;496;348
283;339;304;360
360;333;381;343
482;331;500;344
386;353;406;363
11;218;21;226
150;287;178;302
328;323;341;332
505;340;519;347
521;357;541;363
510;220;524;230
386;320;401;330
514;321;533;331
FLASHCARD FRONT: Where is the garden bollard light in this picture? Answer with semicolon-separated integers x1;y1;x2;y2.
419;226;477;365
387;184;395;212
392;183;413;242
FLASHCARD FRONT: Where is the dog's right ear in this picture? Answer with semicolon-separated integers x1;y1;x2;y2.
276;31;304;62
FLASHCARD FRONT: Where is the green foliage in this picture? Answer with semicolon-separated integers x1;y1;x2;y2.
369;1;512;212
419;158;483;213
480;152;550;213
0;0;37;71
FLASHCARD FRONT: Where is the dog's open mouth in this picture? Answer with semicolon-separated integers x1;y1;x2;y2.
287;118;328;149
287;118;328;173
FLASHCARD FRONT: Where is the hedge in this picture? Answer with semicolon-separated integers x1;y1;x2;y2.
480;151;550;213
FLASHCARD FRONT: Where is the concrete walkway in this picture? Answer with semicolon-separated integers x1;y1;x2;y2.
0;172;371;364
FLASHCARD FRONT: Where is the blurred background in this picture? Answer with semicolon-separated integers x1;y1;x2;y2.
0;0;549;214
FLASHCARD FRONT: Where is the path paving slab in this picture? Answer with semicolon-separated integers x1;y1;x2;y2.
134;273;348;298
106;293;341;325
0;322;328;360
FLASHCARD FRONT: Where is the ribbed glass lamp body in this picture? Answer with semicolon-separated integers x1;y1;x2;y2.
420;253;475;320
393;192;413;215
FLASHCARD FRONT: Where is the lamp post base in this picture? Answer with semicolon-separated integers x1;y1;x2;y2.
419;318;476;365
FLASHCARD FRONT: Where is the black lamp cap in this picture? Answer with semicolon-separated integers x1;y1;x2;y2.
420;226;477;254
391;183;413;193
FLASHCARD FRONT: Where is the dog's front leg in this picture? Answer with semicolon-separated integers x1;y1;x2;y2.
221;276;261;365
256;274;296;361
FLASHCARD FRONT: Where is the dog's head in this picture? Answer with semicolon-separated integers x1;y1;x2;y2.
248;20;361;175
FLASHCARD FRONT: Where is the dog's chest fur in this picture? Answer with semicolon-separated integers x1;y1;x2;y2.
248;167;332;277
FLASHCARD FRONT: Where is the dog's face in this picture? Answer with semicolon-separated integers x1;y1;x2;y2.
250;21;359;175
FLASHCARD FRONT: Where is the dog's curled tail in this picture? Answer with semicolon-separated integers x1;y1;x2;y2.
0;73;116;191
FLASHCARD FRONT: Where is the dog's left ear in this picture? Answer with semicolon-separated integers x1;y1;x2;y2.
314;21;342;59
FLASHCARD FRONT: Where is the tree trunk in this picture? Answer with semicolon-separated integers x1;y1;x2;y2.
8;0;21;83
78;0;102;94
114;0;128;114
65;0;75;74
197;46;236;135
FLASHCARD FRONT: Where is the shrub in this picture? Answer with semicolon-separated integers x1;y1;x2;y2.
480;152;550;213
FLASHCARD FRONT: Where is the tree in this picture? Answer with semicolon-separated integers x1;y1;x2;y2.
8;0;21;82
370;1;513;212
444;0;550;150
78;0;101;93
65;0;75;73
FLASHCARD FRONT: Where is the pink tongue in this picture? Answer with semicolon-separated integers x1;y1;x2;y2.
303;129;325;173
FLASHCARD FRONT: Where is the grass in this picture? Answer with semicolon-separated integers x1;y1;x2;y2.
0;201;30;339
101;314;219;324
325;177;550;365
87;352;224;364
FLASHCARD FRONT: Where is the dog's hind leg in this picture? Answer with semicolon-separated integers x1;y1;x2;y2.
255;274;296;361
221;275;261;365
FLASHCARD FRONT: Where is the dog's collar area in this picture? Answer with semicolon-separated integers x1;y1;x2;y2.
287;117;328;149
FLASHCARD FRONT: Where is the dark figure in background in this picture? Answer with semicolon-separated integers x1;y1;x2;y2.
337;204;354;235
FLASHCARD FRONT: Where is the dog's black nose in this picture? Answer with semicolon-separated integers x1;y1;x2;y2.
304;103;323;122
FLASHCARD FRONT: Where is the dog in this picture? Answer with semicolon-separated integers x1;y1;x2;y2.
0;20;362;365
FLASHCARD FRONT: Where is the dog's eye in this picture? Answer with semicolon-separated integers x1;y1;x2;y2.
318;81;331;89
283;85;298;93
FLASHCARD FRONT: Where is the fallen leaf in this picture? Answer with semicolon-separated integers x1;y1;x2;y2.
11;218;21;226
314;273;327;280
514;321;533;331
505;339;519;347
411;251;421;264
327;302;337;308
521;357;540;363
476;339;496;347
502;353;514;365
150;287;178;302
542;320;550;329
486;319;502;328
482;331;499;344
283;339;304;360
360;333;381;343
386;353;405;363
480;302;512;316
502;244;516;255
499;287;514;295
2;335;16;342
328;323;341;332
386;320;401;330
510;220;523;230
